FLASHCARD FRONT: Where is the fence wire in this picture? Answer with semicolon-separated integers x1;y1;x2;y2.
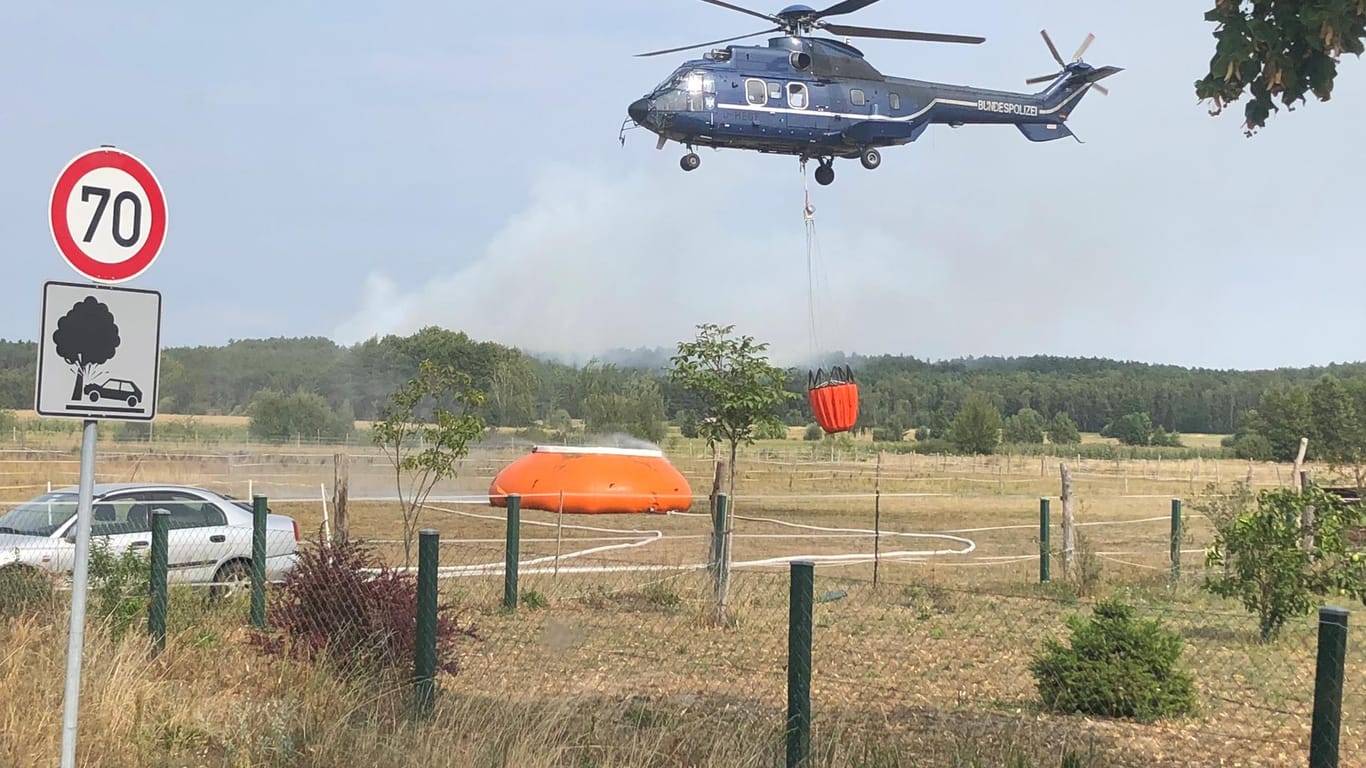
0;446;1362;767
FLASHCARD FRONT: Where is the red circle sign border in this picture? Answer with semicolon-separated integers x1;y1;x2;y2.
49;148;168;283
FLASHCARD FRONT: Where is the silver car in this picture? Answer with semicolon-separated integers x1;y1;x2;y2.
0;483;300;593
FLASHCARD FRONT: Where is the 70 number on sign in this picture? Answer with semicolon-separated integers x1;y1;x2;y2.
79;184;142;248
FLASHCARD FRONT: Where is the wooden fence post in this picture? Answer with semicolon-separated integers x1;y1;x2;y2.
333;452;350;540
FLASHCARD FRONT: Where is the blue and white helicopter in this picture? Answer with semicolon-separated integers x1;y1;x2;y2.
622;0;1122;185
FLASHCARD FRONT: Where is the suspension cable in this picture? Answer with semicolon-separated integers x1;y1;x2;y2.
801;160;819;363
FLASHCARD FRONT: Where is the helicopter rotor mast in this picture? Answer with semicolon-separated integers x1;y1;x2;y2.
635;0;984;58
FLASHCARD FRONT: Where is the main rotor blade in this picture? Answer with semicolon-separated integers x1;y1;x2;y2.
635;27;780;57
820;22;985;44
1025;72;1062;85
698;0;783;24
1072;32;1095;61
1092;82;1109;96
814;0;881;19
1040;29;1064;67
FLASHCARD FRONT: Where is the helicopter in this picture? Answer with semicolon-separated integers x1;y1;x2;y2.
621;0;1122;185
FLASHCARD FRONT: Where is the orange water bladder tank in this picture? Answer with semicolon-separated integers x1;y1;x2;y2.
489;445;693;515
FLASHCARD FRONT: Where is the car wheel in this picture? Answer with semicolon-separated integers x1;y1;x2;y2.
209;559;253;600
127;396;138;407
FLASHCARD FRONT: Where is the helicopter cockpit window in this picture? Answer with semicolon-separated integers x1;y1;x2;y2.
745;79;767;106
683;70;715;111
787;82;808;109
652;71;683;96
684;71;714;94
890;92;901;111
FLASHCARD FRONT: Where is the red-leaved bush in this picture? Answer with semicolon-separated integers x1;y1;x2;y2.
251;531;478;678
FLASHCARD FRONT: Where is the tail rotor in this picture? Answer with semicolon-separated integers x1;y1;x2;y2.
1025;29;1110;95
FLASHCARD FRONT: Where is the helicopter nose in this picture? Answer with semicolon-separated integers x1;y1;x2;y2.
628;98;650;124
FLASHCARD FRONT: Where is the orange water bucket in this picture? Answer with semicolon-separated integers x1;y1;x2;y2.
808;365;859;434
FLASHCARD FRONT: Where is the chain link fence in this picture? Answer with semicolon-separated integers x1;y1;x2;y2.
1;446;1362;766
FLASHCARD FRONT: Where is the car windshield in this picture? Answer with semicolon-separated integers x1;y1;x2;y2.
0;492;78;537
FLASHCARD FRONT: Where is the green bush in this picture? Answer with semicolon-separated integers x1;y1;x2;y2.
1029;600;1196;722
88;540;150;640
0;563;55;618
871;426;903;442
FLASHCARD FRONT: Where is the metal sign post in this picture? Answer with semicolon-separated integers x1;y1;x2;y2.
42;145;167;768
59;421;97;766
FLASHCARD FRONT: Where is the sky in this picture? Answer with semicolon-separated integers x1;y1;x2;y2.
1;1;1363;371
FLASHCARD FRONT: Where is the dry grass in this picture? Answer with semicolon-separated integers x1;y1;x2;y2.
2;570;1353;767
1;436;1360;766
1;593;1125;768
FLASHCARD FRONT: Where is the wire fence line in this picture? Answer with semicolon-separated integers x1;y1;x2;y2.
1;437;1359;765
1;481;1360;767
0;441;1316;514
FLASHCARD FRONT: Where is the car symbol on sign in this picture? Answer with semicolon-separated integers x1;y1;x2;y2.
84;378;143;407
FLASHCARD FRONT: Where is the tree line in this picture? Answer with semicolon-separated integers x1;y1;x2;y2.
3;330;1366;453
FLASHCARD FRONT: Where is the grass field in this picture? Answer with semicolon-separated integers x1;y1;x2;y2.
0;431;1360;766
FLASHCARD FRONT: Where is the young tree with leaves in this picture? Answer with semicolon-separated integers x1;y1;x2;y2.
1047;412;1081;445
372;360;486;567
1003;407;1046;444
668;323;795;497
949;392;1002;455
1202;485;1366;642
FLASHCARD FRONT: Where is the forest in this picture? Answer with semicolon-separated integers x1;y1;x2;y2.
2;327;1365;462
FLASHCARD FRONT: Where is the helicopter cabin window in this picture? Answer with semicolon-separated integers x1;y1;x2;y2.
745;78;767;106
767;82;782;101
889;92;901;111
850;88;866;107
787;82;808;109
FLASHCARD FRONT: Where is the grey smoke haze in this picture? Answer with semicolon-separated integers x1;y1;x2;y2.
1;2;1363;370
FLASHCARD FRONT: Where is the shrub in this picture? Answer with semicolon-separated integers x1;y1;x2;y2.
251;532;479;679
803;423;823;441
88;539;149;640
1029;600;1196;722
871;426;903;442
0;563;55;618
1231;432;1273;461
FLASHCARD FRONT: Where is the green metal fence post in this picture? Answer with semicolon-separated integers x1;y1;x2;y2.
148;509;169;656
1170;498;1182;584
787;559;814;768
503;494;520;611
250;495;267;630
415;528;439;718
1039;497;1051;583
1310;606;1349;768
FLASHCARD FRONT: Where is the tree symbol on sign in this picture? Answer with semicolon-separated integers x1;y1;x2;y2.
53;297;121;402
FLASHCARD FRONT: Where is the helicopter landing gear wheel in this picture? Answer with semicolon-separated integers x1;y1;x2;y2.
814;161;834;186
680;152;700;171
860;148;881;170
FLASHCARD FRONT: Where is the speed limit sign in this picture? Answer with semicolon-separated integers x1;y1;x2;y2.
49;147;167;284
